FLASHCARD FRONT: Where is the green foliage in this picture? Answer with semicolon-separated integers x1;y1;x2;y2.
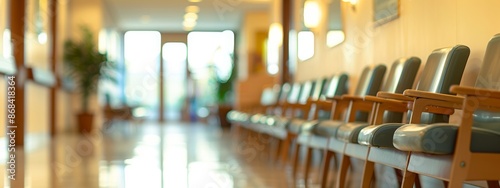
216;55;237;104
63;26;115;112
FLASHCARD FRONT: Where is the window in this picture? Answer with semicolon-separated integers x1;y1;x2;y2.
298;31;314;61
124;31;161;119
162;42;187;120
187;31;234;111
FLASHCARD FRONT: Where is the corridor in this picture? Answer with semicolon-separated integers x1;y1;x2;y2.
1;121;292;188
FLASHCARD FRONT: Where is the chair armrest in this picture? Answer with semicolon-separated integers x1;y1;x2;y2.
450;85;500;99
364;95;409;106
341;95;365;101
325;96;343;101
377;92;414;101
403;89;464;103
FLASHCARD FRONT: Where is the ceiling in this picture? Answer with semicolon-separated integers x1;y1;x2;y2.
103;0;270;32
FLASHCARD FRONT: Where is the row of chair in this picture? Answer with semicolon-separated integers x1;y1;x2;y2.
228;33;500;187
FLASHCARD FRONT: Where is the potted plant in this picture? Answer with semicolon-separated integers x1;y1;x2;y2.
214;54;237;129
63;26;114;134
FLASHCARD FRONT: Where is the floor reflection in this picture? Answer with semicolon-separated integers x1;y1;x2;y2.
1;121;289;188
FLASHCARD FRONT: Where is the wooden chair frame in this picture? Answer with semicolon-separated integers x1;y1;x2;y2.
398;86;500;188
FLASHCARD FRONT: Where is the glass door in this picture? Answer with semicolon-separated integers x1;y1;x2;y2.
124;31;161;120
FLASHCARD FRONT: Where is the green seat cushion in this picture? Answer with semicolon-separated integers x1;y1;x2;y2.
265;115;291;129
357;123;405;147
336;122;369;143
288;119;307;133
393;123;500;154
312;120;344;137
288;120;319;134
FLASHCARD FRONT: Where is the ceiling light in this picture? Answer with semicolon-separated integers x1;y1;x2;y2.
185;6;199;13
183;20;197;28
343;0;358;10
188;0;202;2
184;12;198;22
303;0;321;29
141;15;151;23
268;23;283;46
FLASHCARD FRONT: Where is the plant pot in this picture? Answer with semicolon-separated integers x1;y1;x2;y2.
217;104;232;129
77;112;94;134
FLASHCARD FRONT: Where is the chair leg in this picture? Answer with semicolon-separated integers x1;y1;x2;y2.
264;135;271;159
487;181;500;188
401;170;417;188
336;154;351;188
303;147;313;184
447;161;468;188
292;142;301;177
280;134;292;165
273;137;282;163
361;161;375;188
416;173;424;188
320;150;334;188
231;124;240;140
394;168;403;186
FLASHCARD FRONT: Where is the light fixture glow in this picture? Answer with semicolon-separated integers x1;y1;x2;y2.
343;0;358;8
266;39;280;75
141;15;151;23
327;30;345;47
37;32;47;44
303;0;321;29
188;0;202;2
3;29;12;58
183;20;197;28
185;6;199;13
98;29;108;53
184;13;198;22
268;23;283;46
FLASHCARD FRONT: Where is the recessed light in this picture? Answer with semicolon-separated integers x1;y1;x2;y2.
188;0;202;2
184;13;198;22
141;15;151;23
185;6;199;13
183;20;197;28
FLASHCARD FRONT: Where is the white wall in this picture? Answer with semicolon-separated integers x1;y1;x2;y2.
0;0;5;57
238;11;271;80
295;0;500;92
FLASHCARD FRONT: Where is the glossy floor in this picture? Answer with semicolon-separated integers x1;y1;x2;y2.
0;121;491;188
0;121;293;188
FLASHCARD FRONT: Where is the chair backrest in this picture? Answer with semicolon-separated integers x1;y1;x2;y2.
381;57;422;123
415;45;470;94
310;78;327;100
278;83;291;103
353;67;371;96
272;84;282;103
472;34;500;132
287;83;302;104
381;57;421;93
298;81;314;104
355;65;387;97
475;34;500;90
260;87;278;106
353;65;387;121
323;73;349;98
414;45;470;123
315;74;349;120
